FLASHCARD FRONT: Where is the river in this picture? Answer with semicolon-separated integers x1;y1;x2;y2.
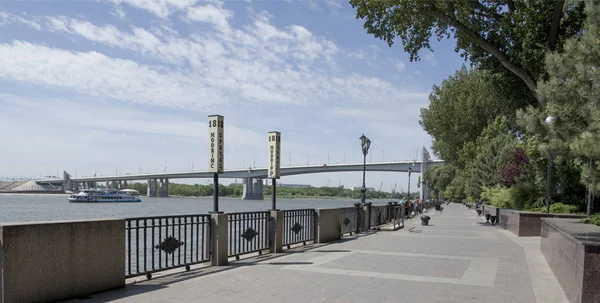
0;194;393;223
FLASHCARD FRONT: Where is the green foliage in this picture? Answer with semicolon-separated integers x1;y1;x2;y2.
581;214;600;226
420;67;522;165
528;0;600;194
350;0;586;105
531;203;581;214
481;185;512;208
126;182;416;200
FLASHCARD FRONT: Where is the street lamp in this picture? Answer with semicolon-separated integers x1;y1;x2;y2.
545;116;554;213
407;166;413;203
359;134;371;204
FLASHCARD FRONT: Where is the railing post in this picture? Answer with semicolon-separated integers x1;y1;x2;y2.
210;213;228;266
270;210;283;253
353;203;361;234
365;202;372;229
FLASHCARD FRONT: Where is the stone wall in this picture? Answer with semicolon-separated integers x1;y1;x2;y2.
0;219;125;303
496;208;583;237
541;218;600;303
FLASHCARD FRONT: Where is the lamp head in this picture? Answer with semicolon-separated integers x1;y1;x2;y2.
359;134;367;147
365;138;371;150
545;116;555;125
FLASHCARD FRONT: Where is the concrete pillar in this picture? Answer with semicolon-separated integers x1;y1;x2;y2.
364;203;372;230
152;179;158;197
164;179;169;197
123;180;128;189
252;178;263;200
106;181;109;189
147;179;152;197
242;177;254;200
316;208;341;243
270;210;283;253
210;213;228;266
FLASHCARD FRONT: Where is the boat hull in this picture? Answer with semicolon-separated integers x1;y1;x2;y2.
68;198;141;203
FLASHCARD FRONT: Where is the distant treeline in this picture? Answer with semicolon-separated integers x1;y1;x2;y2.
125;182;418;199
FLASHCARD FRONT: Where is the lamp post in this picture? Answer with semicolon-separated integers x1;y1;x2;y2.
359;134;371;205
407;166;412;203
545;116;554;213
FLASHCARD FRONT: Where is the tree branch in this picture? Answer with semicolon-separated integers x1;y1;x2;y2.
427;4;544;110
469;0;503;21
548;0;564;51
507;0;515;12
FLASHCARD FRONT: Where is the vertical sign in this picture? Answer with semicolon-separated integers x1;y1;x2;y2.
268;131;281;179
208;115;224;173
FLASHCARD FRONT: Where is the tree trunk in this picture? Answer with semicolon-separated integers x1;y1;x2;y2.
548;0;565;51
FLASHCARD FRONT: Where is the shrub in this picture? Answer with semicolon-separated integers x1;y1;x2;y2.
581;214;600;226
529;202;581;214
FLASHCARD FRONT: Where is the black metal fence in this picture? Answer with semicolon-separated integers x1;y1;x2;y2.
227;211;270;259
339;207;360;235
125;214;210;279
370;205;389;226
282;209;315;248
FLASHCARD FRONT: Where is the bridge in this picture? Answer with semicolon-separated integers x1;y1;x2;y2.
38;148;444;200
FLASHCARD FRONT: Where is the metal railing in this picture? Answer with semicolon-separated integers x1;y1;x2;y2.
125;214;210;279
339;207;359;235
370;205;389;226
227;211;270;259
282;209;315;248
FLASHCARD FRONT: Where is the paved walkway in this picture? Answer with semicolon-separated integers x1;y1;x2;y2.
69;204;568;303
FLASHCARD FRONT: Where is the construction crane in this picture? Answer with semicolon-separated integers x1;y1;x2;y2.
326;180;330;187
379;182;383;192
391;183;397;193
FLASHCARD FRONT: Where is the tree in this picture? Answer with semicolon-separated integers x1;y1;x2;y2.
420;67;522;165
536;0;600;194
350;0;586;109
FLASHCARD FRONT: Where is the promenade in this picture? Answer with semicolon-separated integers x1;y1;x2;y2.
68;204;568;303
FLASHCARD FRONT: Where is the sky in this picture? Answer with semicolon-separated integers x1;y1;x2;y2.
0;0;465;192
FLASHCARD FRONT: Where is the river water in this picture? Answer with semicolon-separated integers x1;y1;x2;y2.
0;194;393;224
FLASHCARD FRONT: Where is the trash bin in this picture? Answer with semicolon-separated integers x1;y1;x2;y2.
421;215;430;226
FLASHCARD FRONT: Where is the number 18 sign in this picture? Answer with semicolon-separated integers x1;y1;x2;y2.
208;115;224;173
268;131;281;179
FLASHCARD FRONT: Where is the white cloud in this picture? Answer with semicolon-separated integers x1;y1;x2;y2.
388;58;405;72
0;12;424;111
0;11;41;30
112;0;198;18
0;41;221;109
424;51;437;66
186;3;233;32
111;5;127;19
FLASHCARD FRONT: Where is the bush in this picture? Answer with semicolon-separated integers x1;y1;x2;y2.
481;185;512;208
581;214;600;226
529;202;581;214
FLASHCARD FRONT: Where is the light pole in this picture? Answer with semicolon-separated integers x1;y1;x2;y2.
407;166;412;202
545;116;554;213
359;134;371;205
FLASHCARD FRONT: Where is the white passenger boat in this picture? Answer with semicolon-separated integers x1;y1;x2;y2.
68;188;142;203
117;189;140;197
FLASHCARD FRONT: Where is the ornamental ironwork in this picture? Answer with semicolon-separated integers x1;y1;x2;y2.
155;236;184;254
343;217;351;226
241;227;258;242
291;222;303;234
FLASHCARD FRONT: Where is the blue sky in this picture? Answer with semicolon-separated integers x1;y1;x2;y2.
0;0;464;191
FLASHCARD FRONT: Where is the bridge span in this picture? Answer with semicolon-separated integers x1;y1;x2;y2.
40;149;444;200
